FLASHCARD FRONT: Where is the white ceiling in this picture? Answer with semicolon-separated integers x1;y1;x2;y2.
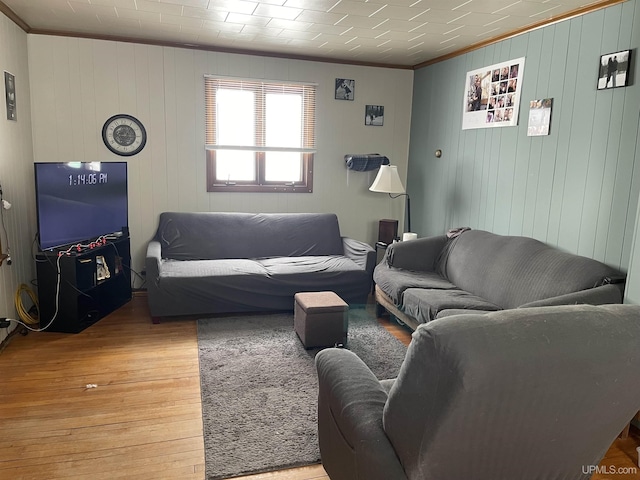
0;0;618;67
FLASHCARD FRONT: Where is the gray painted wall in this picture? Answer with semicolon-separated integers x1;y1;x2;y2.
408;0;640;273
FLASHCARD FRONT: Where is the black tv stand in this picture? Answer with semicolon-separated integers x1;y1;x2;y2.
36;236;132;333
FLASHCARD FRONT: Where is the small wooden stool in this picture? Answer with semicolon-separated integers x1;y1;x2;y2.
294;291;349;349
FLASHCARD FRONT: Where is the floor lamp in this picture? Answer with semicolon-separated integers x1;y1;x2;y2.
369;165;413;238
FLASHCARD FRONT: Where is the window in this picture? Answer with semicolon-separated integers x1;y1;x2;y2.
205;76;316;193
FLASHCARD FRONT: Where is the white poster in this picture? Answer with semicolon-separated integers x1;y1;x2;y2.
462;57;525;130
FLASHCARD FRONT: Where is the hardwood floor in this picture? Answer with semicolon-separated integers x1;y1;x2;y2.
0;295;638;479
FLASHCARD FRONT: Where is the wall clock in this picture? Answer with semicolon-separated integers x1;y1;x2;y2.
102;114;147;156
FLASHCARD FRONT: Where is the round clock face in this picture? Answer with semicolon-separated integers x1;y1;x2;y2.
102;114;147;156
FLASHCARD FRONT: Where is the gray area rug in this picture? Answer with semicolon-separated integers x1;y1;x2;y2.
197;308;408;480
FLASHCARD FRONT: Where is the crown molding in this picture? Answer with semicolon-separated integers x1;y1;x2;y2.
0;0;29;32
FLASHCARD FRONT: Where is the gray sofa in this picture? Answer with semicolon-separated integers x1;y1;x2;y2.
146;212;375;321
374;229;625;329
316;304;640;480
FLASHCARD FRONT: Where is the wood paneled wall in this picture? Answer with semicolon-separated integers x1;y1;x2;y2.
0;13;36;344
27;36;414;279
408;0;640;273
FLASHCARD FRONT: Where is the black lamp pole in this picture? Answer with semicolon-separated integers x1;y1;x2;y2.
390;193;411;233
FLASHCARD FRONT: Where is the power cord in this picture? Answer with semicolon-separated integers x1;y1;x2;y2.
0;256;63;332
15;284;39;324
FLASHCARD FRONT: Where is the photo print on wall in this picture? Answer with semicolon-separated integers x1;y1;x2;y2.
462;57;525;130
365;105;384;126
335;78;355;100
597;50;632;90
527;98;553;137
4;71;16;121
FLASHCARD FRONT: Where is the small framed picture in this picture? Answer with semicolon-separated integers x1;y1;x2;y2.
597;50;632;90
527;98;553;137
365;105;384;126
4;71;16;121
335;78;355;100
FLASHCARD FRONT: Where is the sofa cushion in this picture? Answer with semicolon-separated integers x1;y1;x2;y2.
440;230;621;309
157;212;345;260
157;255;370;312
436;308;498;319
402;288;501;324
373;266;458;304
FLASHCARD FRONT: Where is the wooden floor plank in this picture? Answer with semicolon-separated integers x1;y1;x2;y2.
0;296;638;480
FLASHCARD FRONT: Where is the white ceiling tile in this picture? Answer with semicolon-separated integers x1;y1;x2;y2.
90;0;136;8
159;0;208;7
278;29;320;40
226;12;272;26
160;13;205;27
207;0;259;15
139;20;182;32
116;8;161;22
267;18;312;30
69;2;118;17
241;24;284;36
252;3;302;20
448;11;514;25
306;23;351;35
341;15;395;29
329;1;387;16
282;0;338;11
295;9;348;25
135;0;183;15
203;19;245;32
182;7;228;20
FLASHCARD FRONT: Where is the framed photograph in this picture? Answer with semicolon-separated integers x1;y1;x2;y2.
4;71;16;121
365;105;384;126
462;57;525;130
527;98;553;137
597;50;632;90
335;78;354;100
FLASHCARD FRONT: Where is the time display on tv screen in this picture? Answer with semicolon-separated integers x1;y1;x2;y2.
35;162;128;250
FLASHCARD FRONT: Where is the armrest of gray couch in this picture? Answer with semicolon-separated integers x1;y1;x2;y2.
316;348;407;480
146;239;162;282
342;237;376;275
385;235;448;272
518;284;623;308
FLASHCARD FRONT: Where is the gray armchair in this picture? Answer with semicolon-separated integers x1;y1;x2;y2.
316;304;640;480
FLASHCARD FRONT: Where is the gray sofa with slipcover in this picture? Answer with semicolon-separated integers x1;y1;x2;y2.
316;304;640;480
146;212;375;322
374;229;625;329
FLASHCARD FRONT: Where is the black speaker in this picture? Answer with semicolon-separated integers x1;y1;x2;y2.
378;219;398;245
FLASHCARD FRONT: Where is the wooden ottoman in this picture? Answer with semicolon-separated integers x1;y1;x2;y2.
294;291;349;349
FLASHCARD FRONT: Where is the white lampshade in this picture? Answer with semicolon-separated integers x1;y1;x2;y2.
369;165;406;194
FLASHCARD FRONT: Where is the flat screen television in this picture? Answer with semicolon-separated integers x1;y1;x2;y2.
34;162;128;250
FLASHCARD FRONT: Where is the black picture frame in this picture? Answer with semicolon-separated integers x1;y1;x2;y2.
335;78;354;100
365;105;384;126
597;49;632;90
4;71;16;121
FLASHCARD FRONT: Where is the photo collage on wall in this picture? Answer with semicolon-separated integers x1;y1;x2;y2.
462;57;525;130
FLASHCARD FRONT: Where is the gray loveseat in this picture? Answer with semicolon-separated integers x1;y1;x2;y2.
316;304;640;480
374;229;625;329
146;212;375;322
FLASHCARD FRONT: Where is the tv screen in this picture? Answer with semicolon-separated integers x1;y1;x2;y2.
34;162;128;250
